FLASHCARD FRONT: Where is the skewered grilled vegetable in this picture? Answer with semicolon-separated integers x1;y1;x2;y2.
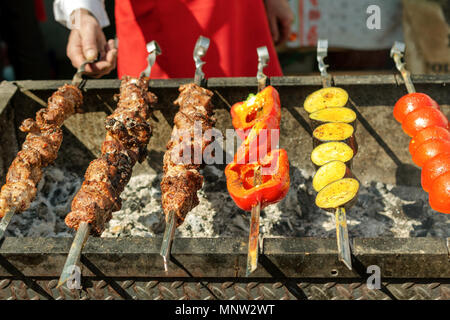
315;178;360;211
226;86;289;211
411;139;450;167
234;114;279;165
393;92;439;123
429;171;450;214
409;126;450;155
230;86;281;137
65;76;157;235
226;149;289;211
402;107;448;137
312;122;357;152
312;160;353;192
161;83;215;227
393;92;450;214
303;87;348;113
311;141;354;167
421;152;450;192
309;107;356;128
0;84;83;216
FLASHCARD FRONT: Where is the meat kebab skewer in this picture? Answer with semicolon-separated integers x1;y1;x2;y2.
58;42;161;288
160;36;213;272
0;57;97;239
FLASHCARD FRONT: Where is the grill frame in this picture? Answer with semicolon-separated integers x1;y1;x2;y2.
0;75;449;300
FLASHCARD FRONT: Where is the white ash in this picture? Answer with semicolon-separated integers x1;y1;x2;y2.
5;167;81;237
6;166;449;238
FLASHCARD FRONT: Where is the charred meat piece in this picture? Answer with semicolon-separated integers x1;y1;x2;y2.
161;83;215;226
65;76;157;235
0;84;83;217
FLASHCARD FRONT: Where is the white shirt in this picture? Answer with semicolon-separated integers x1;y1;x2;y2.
53;0;110;29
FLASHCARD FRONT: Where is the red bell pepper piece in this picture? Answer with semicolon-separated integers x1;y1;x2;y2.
234;114;280;164
230;86;281;139
225;149;290;211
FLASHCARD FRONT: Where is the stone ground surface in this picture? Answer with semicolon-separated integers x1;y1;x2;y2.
6;166;449;239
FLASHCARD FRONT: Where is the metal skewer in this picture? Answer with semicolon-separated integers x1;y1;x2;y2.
160;36;210;272
72;57;98;88
0;207;17;240
57;221;90;288
140;41;162;78
58;41;161;288
317;39;352;270
246;165;262;276
245;46;269;276
391;41;416;94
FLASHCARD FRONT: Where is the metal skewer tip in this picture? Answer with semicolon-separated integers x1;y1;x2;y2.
72;57;98;88
257;46;269;92
0;207;17;240
57;221;90;288
390;41;416;93
246;166;262;277
246;201;261;277
160;210;176;273
140;40;162;78
335;207;352;270
317;39;331;88
193;36;210;86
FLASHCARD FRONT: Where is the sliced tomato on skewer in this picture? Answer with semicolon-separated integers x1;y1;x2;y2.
402;108;448;137
429;171;450;214
393;92;439;123
409;126;450;155
411;139;450;167
421;152;450;192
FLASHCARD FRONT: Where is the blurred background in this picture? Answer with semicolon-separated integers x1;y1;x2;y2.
0;0;448;81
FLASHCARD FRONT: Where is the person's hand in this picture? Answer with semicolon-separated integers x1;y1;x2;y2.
264;0;295;46
66;9;117;78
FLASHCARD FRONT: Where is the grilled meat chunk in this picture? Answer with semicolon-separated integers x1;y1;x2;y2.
0;84;82;217
161;83;215;226
65;76;157;235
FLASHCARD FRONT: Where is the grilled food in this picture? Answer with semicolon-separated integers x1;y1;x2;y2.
0;84;83;216
315;178;360;211
312;160;354;192
305;87;360;213
312;122;357;152
160;83;215;226
303;87;348;113
65;76;157;235
311;141;354;167
309;107;356;128
393;92;450;214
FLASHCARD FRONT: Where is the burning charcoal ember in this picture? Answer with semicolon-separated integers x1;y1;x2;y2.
3;168;448;238
5;168;81;237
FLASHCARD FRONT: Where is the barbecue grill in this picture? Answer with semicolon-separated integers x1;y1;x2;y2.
0;75;448;300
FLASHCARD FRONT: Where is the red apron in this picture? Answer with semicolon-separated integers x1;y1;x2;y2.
115;0;283;78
